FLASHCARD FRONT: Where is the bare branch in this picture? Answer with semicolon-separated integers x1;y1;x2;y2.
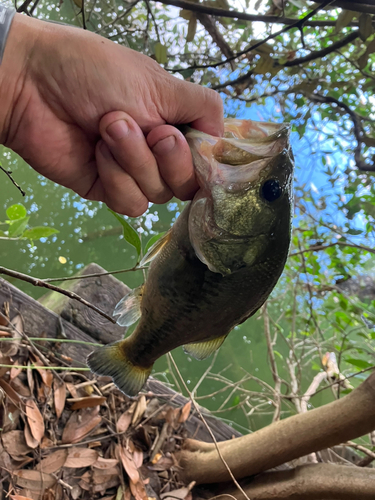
0;266;117;324
0;163;25;196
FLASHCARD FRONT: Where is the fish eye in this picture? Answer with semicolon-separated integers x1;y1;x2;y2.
261;179;282;202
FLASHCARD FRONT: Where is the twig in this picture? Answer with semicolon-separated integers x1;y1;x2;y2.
0;364;90;371
169;0;335;71
0;266;117;323
167;353;251;500
263;304;282;422
344;440;375;461
0;163;25;196
151;0;347;27
43;265;145;282
289;241;375;257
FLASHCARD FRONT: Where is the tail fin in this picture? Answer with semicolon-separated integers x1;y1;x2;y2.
87;341;152;397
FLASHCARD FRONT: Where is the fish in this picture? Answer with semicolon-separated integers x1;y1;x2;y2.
87;118;294;397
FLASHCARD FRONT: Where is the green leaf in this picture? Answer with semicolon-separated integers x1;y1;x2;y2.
6;204;27;221
22;226;59;240
359;13;373;42
8;217;29;238
155;42;168;64
345;358;373;370
186;15;197;43
144;232;166;255
335;10;356;33
108;209;141;258
231;395;240;407
274;350;283;360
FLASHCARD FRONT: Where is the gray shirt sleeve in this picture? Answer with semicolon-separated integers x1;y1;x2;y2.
0;3;16;64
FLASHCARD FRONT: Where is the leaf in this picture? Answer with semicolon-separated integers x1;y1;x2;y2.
22;226;59;240
8;217;29;238
144;232;166;255
10;496;35;500
345;358;373;369
132;395;147;425
335;10;356;33
117;445;139;484
24;422;39;449
53;379;66;419
186;15;197;43
2;430;31;459
36;449;68;473
116;410;132;433
129;478;148;500
154;42;168;65
70;396;106;410
65;447;99;467
359;13;373;41
6;204;27;220
25;399;44;444
93;457;119;469
61;406;102;444
0;378;22;405
178;401;191;423
108;209;141;258
14;470;56;490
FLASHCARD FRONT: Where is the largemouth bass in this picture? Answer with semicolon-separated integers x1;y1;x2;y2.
87;119;294;397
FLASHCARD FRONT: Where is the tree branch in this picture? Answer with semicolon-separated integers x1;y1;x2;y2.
0;266;117;324
0;163;26;196
178;371;375;484
153;0;349;27
219;463;375;500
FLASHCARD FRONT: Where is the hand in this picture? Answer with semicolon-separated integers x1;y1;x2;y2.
0;14;223;216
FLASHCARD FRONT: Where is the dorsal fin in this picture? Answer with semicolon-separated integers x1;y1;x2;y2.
140;230;171;266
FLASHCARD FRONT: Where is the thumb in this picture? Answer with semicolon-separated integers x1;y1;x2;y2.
162;78;224;137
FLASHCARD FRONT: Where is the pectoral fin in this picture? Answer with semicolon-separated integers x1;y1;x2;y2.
140;230;171;266
183;335;227;360
113;285;143;327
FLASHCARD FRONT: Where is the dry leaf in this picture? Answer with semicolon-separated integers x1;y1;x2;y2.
178;401;191;423
24;422;39;449
66;382;79;398
61;406;101;444
92;457;119;469
147;455;174;472
65;447;98;467
117;445;139;484
10;495;35;500
129;478;148;500
10;365;22;380
116;411;132;433
2;430;31;459
0;378;21;405
36;449;68;473
0;355;12;377
80;468;120;493
132;395;147;426
133;448;143;469
53;379;66;419
14;470;56;490
70;396;106;410
26;363;34;395
31;356;53;389
160;485;194;500
25;399;44;444
10;377;31;398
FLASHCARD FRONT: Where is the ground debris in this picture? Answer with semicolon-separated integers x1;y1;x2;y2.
0;317;194;500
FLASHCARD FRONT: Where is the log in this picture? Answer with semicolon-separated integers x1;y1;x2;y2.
0;273;241;444
38;263;129;343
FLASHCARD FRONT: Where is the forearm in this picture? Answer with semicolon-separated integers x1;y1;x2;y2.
0;13;37;146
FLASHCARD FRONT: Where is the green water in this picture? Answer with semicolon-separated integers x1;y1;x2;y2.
0;146;331;433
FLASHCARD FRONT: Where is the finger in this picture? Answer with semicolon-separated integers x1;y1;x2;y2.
94;140;149;217
157;77;224;137
100;111;173;204
147;125;199;201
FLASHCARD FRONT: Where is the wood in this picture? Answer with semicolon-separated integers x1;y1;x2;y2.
39;263;130;343
0;273;241;443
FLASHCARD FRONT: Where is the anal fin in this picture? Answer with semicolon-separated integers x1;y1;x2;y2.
183;335;227;361
113;285;143;327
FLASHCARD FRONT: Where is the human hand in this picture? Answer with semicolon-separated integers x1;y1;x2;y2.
0;14;223;216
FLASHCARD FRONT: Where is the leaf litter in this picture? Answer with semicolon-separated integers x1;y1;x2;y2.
0;311;195;500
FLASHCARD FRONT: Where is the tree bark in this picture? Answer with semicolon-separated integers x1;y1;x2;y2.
178;371;375;484
215;463;375;499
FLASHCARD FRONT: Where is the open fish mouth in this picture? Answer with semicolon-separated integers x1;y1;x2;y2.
185;120;291;188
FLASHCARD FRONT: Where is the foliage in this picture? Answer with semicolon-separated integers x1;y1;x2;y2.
0;203;59;242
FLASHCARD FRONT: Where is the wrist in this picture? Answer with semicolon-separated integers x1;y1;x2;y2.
0;13;38;146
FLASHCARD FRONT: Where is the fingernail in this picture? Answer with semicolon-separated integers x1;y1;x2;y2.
152;136;176;155
106;120;129;141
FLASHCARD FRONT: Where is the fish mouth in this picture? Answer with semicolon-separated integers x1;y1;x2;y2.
186;121;291;188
